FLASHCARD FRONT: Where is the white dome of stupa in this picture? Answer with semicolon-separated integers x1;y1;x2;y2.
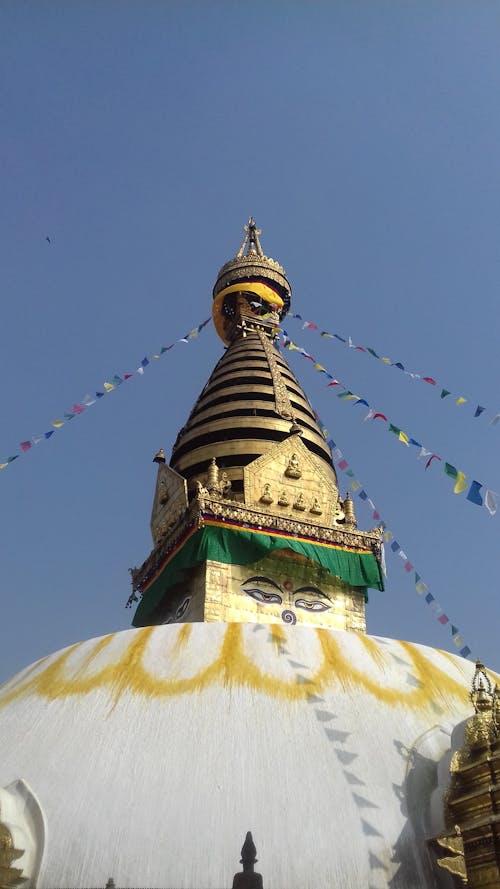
0;621;487;889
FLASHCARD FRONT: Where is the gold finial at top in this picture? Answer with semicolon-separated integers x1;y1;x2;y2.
237;217;264;259
471;660;495;713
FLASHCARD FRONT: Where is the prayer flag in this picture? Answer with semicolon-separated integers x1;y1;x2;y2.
327;380;340;387
338;459;348;470
331;448;342;462
314;364;326;372
373;510;380;521
438;614;449;625
355;346;366;352
124;373;133;380
7;455;19;463
454;472;467;494
460;646;471;658
474;405;485;418
491;415;500;426
399;432;409;446
393;362;405;371
422;377;436;385
345;469;355;478
358;490;368;501
64;413;75;420
384;531;393;542
95;391;104;398
32;434;43;445
364;409;375;421
373;413;387;421
389;424;401;436
137;367;144;375
321;331;334;338
44;431;54;439
334;334;346;342
112;375;123;385
390;540;400;552
484;489;497;516
141;357;150;367
416;582;427;594
453;635;463;648
350;480;361;491
456;396;467;406
82;394;96;406
0;463;8;470
409;438;422;447
418;447;431;461
404;561;413;572
72;404;85;414
451;625;458;636
103;383;114;392
354;398;369;407
466;481;483;506
20;441;31;452
381;358;391;365
425;454;441;470
302;321;318;330
440;389;451;399
444;463;458;480
425;592;434;604
366;348;379;358
51;420;64;428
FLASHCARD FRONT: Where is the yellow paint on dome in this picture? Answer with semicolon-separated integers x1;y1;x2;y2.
0;626;493;713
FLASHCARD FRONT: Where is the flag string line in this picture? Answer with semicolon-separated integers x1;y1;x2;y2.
287;312;499;427
282;333;497;515
0;317;212;472
307;406;473;660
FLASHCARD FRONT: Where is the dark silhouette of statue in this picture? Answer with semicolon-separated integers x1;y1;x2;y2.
232;832;263;889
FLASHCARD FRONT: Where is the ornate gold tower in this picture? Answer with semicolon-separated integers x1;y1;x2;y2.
130;220;383;630
432;662;500;887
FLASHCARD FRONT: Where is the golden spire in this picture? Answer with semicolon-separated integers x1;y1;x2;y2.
237;217;264;258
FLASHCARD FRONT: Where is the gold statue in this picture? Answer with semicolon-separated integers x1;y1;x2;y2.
285;453;301;479
310;497;322;515
260;484;273;505
277;490;290;507
293;493;306;511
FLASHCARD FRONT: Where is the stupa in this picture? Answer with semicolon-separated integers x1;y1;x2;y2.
0;221;498;889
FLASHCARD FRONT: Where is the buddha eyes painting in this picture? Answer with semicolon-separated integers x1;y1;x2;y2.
240;576;331;619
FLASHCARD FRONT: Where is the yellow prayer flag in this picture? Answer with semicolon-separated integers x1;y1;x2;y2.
350;480;361;491
0;463;8;469
289;342;300;351
456;396;467;406
314;364;326;372
103;382;114;392
382;358;392;364
344;394;359;401
454;471;468;494
384;531;393;542
399;431;409;446
152;354;159;360
51;420;64;429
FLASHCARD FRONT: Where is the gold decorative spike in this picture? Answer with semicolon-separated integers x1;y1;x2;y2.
285;453;301;479
153;448;166;464
237;217;264;259
259;484;273;505
206;458;220;494
343;493;357;528
0;809;27;889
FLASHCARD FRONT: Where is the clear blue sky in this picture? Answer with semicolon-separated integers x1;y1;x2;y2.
1;1;500;683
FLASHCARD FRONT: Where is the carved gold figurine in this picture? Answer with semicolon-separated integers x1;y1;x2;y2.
285;453;301;479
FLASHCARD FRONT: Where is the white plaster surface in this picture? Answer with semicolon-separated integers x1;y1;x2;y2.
0;623;488;889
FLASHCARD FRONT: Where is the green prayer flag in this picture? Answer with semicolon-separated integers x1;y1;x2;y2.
440;389;451;399
444;463;458;479
389;424;401;435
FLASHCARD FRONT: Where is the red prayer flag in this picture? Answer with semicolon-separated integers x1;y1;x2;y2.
425;454;442;470
72;404;85;414
422;377;436;385
373;413;387;421
338;459;348;470
20;441;32;452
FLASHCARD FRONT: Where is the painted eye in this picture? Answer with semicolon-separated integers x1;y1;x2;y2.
295;598;330;613
242;587;283;605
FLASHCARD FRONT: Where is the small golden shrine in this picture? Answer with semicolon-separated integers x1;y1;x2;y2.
431;661;500;887
129;220;383;631
0;807;26;889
